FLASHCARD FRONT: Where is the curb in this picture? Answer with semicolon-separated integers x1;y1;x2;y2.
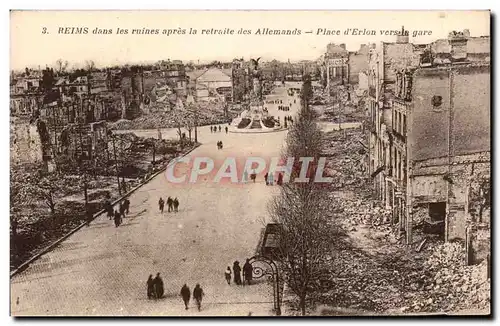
10;144;200;278
229;128;288;134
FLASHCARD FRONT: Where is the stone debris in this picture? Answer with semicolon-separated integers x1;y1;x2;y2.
405;242;490;313
317;126;490;315
110;107;236;131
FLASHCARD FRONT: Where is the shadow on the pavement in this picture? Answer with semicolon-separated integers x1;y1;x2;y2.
89;223;114;229
119;222;141;227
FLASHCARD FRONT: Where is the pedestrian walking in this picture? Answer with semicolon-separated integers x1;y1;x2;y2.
167;197;173;212
210;126;213;133
250;169;257;183
267;172;274;186
113;210;121;227
153;273;164;299
119;202;126;218
243;259;253;286
220;141;223;150
85;207;93;227
158;197;165;213
180;284;191;310
217;141;220;150
264;172;269;185
173;197;179;212
225;126;228;134
224;266;232;285
147;274;155;299
233;261;242;285
277;173;283;186
218;125;221;132
123;198;130;214
193;284;204;311
105;200;113;220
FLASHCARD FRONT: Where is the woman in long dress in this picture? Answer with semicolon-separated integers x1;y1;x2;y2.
233;261;242;285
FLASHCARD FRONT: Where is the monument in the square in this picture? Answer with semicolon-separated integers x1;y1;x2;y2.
231;58;281;132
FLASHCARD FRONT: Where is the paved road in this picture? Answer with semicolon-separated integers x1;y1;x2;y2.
11;117;292;317
11;83;307;316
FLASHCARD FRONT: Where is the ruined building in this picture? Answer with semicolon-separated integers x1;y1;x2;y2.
368;30;490;263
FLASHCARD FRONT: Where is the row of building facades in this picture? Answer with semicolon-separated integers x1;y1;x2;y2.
320;28;490;262
10;56;320;169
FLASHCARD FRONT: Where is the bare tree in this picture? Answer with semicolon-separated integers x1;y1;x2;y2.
267;100;341;315
185;118;194;142
55;59;69;75
11;167;62;218
85;60;96;72
170;110;188;144
269;182;335;315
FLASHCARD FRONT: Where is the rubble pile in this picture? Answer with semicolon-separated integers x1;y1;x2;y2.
322;130;368;191
316;246;412;312
110;109;237;131
327;193;392;230
405;242;490;313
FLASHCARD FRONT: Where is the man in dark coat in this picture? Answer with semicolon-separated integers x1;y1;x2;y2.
105;200;114;220
264;172;269;185
243;259;253;286
153;273;164;299
173;198;179;212
233;261;242;285
277;173;284;186
158;197;165;213
225;126;228;134
167;197;173;212
180;284;191;310
193;284;204;311
85;208;93;227
123;198;130;214
114;210;121;227
147;275;154;299
119;202;126;218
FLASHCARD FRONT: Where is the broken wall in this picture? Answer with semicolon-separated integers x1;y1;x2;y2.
348;45;369;84
10;119;44;165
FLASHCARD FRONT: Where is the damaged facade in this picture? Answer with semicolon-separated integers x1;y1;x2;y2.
367;29;490;262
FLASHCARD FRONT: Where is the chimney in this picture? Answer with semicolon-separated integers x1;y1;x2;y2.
396;26;409;43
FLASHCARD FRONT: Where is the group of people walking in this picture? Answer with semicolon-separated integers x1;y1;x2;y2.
217;141;224;150
147;277;205;312
104;198;131;227
278;105;290;111
264;172;284;186
180;284;205;311
240;170;257;183
158;197;179;213
284;116;293;124
147;273;165;300
211;125;228;134
225;259;254;286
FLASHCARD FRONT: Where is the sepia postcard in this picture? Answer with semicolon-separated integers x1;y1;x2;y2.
9;10;491;317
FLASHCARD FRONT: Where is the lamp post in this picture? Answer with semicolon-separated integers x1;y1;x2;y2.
248;255;282;316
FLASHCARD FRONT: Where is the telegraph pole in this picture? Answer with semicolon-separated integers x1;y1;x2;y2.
194;106;198;143
111;132;122;196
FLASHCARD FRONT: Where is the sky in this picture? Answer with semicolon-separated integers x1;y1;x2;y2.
10;10;490;70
